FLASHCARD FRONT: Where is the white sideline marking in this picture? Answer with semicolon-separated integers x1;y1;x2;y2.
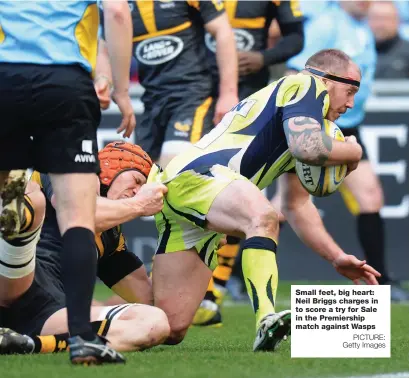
322;373;409;378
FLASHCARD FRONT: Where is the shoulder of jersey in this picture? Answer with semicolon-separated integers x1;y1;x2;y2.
276;73;329;116
276;73;323;104
282;73;327;92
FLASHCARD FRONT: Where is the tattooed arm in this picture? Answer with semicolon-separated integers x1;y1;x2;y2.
283;117;362;166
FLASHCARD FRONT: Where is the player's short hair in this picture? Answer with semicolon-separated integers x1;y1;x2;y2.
305;49;352;76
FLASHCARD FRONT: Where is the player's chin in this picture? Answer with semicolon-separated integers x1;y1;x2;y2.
326;112;339;122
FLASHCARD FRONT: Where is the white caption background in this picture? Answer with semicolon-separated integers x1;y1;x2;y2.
291;285;390;358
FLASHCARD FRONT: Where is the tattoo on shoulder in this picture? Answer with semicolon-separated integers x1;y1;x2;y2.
283;117;333;165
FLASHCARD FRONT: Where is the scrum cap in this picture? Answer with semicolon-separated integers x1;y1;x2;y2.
98;141;153;195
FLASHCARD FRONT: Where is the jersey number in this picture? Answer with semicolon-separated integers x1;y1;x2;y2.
195;99;256;149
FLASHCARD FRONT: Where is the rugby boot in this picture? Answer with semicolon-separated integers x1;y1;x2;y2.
68;335;126;365
0;170;27;238
192;300;223;327
253;310;291;352
0;328;35;355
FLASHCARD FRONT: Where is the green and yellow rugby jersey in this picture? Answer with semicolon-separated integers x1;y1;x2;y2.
163;73;330;190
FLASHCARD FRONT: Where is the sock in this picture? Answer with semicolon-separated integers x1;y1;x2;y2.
241;236;278;328
213;236;240;288
357;213;390;284
33;334;70;353
31;320;111;353
61;227;97;341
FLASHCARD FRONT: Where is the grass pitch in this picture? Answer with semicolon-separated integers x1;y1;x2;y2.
1;282;407;378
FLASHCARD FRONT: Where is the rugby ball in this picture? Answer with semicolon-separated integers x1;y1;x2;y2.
295;120;347;197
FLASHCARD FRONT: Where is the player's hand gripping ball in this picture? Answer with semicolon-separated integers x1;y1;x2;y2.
295;120;347;197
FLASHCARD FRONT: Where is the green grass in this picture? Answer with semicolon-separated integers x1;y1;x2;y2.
1;282;407;378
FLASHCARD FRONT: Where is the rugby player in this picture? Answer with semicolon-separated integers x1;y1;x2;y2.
96;0;238;168
148;49;380;352
0;1;135;364
0;143;169;357
273;1;409;301
196;0;305;326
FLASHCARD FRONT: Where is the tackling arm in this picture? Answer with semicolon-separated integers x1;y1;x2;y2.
94;196;145;233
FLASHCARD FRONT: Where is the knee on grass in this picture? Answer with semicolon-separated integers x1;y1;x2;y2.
124;306;170;349
163;317;192;345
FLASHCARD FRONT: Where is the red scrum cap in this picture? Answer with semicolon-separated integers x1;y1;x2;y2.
98;141;153;191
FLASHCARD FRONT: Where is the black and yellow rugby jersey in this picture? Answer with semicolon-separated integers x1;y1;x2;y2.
164;74;329;190
206;0;303;93
101;0;224;101
30;172;141;287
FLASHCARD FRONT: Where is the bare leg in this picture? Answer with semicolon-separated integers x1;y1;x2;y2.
41;304;170;352
206;180;289;352
152;250;212;344
49;173;97;340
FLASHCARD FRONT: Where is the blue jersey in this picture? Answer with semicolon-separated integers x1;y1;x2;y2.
299;0;332;21
287;4;376;128
0;1;99;74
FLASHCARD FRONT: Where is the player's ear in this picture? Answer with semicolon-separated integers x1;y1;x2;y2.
321;78;329;86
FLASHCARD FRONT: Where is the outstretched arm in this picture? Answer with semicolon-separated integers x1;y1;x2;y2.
50;182;167;233
283;117;362;166
280;172;380;285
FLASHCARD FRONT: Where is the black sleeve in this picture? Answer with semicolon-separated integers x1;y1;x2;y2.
188;0;225;25
275;0;304;24
280;75;328;124
261;21;304;66
97;232;143;288
98;251;143;288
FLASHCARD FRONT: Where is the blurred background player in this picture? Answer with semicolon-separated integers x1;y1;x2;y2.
97;0;238;169
0;1;135;365
205;0;304;100
0;143;169;356
273;1;409;302
368;1;409;79
194;0;305;327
